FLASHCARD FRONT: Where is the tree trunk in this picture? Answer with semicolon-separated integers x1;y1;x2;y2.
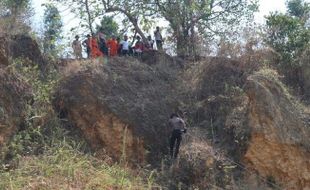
176;35;188;58
106;7;147;42
85;0;94;34
175;28;193;58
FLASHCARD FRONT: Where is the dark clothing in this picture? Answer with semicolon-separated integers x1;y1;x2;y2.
86;47;91;58
156;40;163;50
121;49;129;56
98;38;108;55
170;129;183;159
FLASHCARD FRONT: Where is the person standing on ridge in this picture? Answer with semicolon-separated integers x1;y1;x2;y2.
98;30;108;55
72;35;82;59
107;36;118;56
169;113;187;159
154;26;163;50
120;35;130;56
133;36;144;56
90;33;103;58
82;34;91;58
145;35;154;50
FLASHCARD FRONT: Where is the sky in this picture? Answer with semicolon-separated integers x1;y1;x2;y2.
255;0;287;22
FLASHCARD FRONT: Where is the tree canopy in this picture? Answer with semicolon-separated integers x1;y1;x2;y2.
43;4;63;55
265;0;310;65
54;0;258;57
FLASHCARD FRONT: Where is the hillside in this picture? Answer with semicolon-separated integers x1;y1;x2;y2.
0;35;309;190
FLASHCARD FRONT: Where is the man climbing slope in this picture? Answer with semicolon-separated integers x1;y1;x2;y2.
169;113;187;159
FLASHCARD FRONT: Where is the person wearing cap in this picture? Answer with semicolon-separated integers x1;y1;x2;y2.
72;35;82;59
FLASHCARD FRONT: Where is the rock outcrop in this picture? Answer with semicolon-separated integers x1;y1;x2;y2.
243;70;310;190
0;35;46;67
53;57;182;164
189;59;310;189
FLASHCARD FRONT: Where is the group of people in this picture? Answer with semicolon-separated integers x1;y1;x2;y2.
72;26;164;59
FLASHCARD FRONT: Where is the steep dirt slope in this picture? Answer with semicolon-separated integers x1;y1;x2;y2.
53;53;309;189
243;71;310;190
187;58;310;189
53;56;182;164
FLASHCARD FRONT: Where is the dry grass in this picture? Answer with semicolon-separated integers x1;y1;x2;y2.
0;143;152;190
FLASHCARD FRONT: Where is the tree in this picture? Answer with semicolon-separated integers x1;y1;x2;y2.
0;0;32;34
154;0;258;57
101;0;155;42
265;0;310;94
266;0;310;65
52;0;103;34
287;0;310;19
96;16;119;39
54;0;257;57
100;0;258;57
42;4;63;56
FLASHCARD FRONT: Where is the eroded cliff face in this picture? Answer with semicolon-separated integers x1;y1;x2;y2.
56;91;145;164
244;72;310;190
53;54;309;189
53;57;182;164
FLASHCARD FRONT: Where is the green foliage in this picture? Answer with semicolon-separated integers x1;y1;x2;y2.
265;0;310;66
0;0;30;15
0;0;32;34
42;4;63;56
287;0;310;18
154;0;258;57
0;59;61;161
96;16;119;39
53;0;258;57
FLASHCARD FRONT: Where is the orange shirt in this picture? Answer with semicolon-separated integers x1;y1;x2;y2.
90;37;103;58
107;39;118;56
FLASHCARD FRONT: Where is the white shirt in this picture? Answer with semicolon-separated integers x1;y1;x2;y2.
121;40;129;50
154;31;162;41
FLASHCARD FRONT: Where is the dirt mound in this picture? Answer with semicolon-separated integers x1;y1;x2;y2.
0;68;31;149
141;50;184;67
184;58;251;160
186;58;310;189
53;57;183;164
243;70;310;190
0;35;45;66
194;57;246;99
